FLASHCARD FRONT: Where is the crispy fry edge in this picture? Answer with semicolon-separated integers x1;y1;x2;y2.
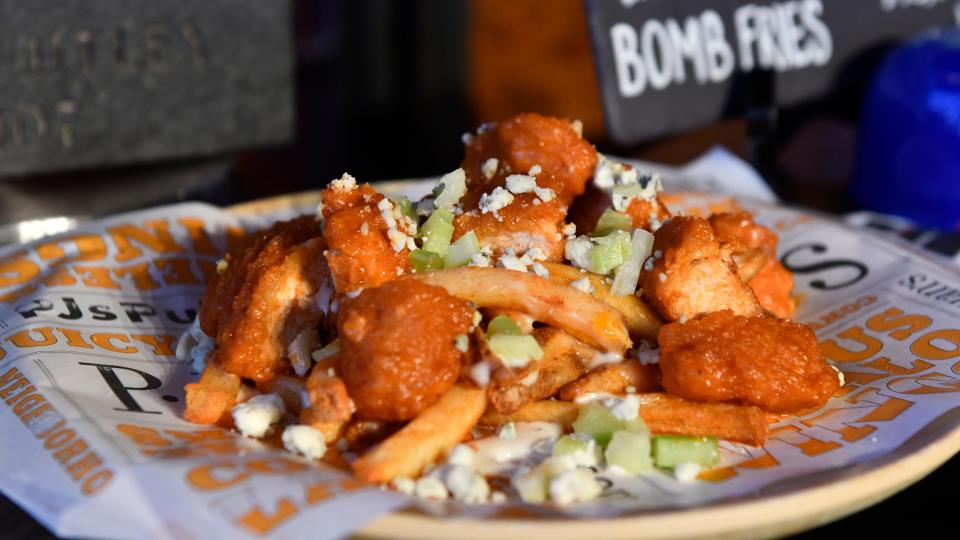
479;394;768;446
414;267;631;353
352;385;487;483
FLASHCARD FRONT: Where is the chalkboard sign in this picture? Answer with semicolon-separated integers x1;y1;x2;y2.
0;0;293;177
586;0;958;145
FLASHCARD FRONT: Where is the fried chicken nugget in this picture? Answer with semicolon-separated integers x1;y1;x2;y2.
197;216;329;388
454;113;598;260
625;195;672;232
659;310;841;413
748;259;795;319
320;177;413;293
337;279;474;421
461;113;597;207
454;194;568;260
641;216;762;321
199;215;323;338
710;212;794;318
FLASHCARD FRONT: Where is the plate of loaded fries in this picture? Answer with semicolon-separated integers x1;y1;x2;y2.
1;113;959;540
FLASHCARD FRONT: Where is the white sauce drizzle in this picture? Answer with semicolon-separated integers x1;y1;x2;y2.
467;422;562;476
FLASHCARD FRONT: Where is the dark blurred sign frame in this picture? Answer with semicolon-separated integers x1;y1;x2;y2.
586;0;957;145
0;0;293;177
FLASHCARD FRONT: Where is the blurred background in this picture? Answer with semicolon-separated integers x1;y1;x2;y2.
2;0;958;248
0;1;959;536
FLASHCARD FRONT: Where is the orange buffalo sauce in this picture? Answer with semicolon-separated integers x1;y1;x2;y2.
658;310;840;413
337;279;474;421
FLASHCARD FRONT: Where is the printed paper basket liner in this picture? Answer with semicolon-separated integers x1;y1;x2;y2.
0;182;958;539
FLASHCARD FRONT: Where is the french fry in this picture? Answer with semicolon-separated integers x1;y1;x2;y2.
557;359;660;401
541;262;662;341
353;385;487;483
488;328;593;414
256;376;347;443
478;399;580;429
634;393;769;446
478;393;768;446
184;363;241;425
414;267;631;353
299;363;352;443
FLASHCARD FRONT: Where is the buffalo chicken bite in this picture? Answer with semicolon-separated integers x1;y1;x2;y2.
320;175;414;293
709;212;795;318
461;113;597;207
197;216;329;384
658;310;840;412
454;113;597;260
625;195;671;232
336;279;475;421
640;216;762;321
453;193;568;260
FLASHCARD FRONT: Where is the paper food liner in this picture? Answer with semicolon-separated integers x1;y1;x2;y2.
1;178;960;539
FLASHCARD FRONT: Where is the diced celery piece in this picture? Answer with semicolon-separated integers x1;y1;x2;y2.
589;230;632;275
392;196;416;219
487;334;543;368
512;466;549;504
444;231;479;268
593;209;633;236
652;436;720;469
542;455;577;477
572;402;624;447
409;249;443;273
435;168;468;209
623;416;650;434
605;430;653;474
610;229;654;296
553;434;590;457
487;315;522;336
419;208;454;256
553;434;602;467
613;184;644;198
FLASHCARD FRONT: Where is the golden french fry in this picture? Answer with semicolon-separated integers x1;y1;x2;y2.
256;376;347;444
302;362;352;419
184;363;241;425
353;385;487;483
414;267;631;353
478;399;580;429
292;359;353;444
478;393;768;446
488;328;592;414
557;360;660;401
541;262;661;341
634;393;769;446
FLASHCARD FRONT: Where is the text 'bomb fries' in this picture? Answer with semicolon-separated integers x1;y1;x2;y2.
180;112;842;506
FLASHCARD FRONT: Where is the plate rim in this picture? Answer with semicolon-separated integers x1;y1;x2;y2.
228;188;960;540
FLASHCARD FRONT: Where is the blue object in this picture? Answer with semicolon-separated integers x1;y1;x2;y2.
853;29;960;232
